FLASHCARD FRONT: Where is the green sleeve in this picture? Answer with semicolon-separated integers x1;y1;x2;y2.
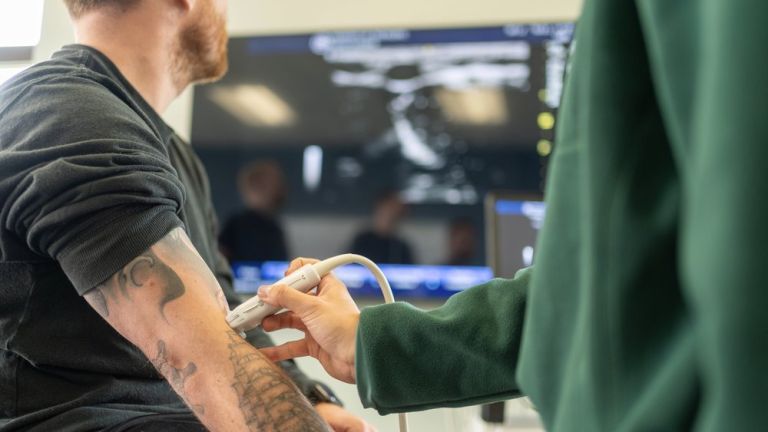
355;268;531;414
637;1;768;429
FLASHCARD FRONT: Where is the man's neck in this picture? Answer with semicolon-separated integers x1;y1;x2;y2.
373;218;395;236
246;199;275;216
73;12;186;114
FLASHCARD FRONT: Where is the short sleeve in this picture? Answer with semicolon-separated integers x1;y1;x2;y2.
0;73;185;294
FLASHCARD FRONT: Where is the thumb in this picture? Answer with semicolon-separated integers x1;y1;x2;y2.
259;284;317;315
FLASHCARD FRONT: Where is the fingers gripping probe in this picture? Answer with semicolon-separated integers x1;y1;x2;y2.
226;254;409;432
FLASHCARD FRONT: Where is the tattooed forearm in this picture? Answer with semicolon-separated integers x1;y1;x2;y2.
87;250;186;321
227;331;328;432
150;340;205;415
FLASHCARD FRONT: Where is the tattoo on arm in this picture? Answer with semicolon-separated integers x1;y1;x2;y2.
226;331;328;432
85;228;229;320
150;340;205;415
86;250;186;321
168;228;230;313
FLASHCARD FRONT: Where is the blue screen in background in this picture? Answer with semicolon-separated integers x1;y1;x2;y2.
232;261;494;298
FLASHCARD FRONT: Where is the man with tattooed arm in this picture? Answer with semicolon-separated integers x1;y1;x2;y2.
0;0;372;431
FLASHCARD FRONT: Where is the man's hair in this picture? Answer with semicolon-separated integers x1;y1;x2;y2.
62;0;141;18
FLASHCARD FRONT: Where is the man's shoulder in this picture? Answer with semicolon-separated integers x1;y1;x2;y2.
1;59;126;116
352;230;384;249
0;58;161;154
227;210;273;231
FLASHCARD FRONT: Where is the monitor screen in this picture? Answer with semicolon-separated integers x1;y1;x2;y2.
192;23;574;215
231;261;493;298
485;194;546;278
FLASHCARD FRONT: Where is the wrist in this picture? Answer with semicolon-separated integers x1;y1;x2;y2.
343;312;360;366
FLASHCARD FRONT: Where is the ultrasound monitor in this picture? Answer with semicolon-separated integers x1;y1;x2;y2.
192;23;574;217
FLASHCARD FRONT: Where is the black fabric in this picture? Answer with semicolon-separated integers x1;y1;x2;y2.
104;413;206;432
349;230;414;264
0;47;186;294
0;45;317;432
219;209;288;262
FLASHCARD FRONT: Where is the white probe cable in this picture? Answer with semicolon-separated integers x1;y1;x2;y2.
226;254;409;432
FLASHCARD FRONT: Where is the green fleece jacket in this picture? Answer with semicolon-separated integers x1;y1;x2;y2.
355;0;768;430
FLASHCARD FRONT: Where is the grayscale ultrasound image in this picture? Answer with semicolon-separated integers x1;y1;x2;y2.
192;24;573;213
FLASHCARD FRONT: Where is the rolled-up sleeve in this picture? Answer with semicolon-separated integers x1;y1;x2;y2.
355;269;532;414
1;74;185;294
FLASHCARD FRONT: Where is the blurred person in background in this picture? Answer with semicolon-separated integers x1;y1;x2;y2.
349;190;415;264
443;217;478;266
219;160;290;262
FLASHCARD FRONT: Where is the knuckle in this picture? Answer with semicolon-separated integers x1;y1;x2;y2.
271;284;287;297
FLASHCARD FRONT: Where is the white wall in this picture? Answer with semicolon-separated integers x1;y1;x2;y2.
32;1;582;430
225;0;582;35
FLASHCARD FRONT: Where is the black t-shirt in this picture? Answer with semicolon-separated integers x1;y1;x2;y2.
0;45;313;431
219;209;289;262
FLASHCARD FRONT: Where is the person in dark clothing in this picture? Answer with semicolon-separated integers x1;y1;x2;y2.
349;191;414;264
0;1;371;431
443;218;478;267
219;160;289;262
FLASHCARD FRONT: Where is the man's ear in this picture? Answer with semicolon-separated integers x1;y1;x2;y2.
171;0;195;14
